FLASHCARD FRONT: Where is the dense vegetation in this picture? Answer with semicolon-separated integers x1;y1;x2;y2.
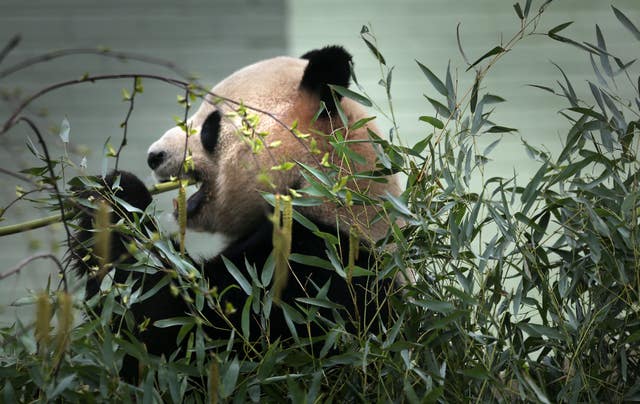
1;1;639;402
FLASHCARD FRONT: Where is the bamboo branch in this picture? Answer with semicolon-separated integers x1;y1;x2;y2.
0;178;192;237
0;252;64;280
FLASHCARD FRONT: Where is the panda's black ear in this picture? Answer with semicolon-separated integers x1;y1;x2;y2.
201;110;221;153
300;45;352;116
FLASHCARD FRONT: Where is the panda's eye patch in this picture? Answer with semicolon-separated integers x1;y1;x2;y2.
200;110;221;153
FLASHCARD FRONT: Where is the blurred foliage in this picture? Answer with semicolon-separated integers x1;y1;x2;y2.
1;1;639;402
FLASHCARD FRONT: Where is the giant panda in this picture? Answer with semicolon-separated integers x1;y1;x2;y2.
70;46;403;381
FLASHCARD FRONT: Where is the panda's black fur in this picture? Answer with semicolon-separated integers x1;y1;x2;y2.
72;171;393;382
70;46;398;382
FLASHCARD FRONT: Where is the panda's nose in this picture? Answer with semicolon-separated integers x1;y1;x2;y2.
147;150;165;170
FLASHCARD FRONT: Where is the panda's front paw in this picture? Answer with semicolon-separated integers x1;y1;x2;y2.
103;170;153;211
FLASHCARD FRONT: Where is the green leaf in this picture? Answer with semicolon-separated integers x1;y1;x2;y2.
523;374;552;404
349;116;375;130
548;33;596;54
484;125;518;134
384;191;414;218
547;21;573;36
587;206;610;237
419;115;444;129
424;95;451;117
416;60;448;96
297;161;331;187
221;256;251;295
241;295;252;338
521;161;548;214
528;84;557;94
466;46;505;71
523;0;532;17
280;302;301;342
553;62;578;107
154;316;194;328
134;76;144;93
415;299;455;313
595;25;613;77
513;3;524;20
329;84;372;107
220;357;240;398
461;365;489;380
612;6;640;41
296;297;344;310
3;380;16;403
518;322;563;340
49;374;77;399
271;162;295;171
483;94;506;104
470;73;480;113
362;37;386;65
382;312;404;348
445;61;456;114
289;253;333;270
483;138;501;156
568;106;606;121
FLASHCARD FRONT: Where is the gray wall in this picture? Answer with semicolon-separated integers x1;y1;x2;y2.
0;0;638;322
0;0;286;321
290;0;639;180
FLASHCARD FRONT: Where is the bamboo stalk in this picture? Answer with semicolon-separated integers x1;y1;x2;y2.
0;178;191;237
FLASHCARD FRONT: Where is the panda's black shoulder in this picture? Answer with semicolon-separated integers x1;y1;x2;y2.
68;171;153;297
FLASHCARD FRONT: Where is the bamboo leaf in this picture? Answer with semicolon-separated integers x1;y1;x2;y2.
470;73;480;113
612;6;640;41
521;161;548;208
329;84;372;107
221;256;251;296
416;61;448;96
548;21;573;36
466;46;505;71
595;25;614;77
349;116;375;130
419;115;445;129
548;33;596;54
528;84;557;94
220;357;240;398
553;62;578;107
518;322;563;340
484;125;518;134
513;3;524;20
362;37;386;65
154;317;194;328
384;191;414;218
424;95;451;117
445;61;456;115
241;295;252;338
523;0;532;17
589;54;608;87
483;138;501;156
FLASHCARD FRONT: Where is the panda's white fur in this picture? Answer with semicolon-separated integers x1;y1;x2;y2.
147;53;400;248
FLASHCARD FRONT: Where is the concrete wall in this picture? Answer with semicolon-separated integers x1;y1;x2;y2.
0;0;638;322
289;0;639;181
0;0;286;321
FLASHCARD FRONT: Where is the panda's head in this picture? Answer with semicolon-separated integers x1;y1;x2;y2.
147;46;400;243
